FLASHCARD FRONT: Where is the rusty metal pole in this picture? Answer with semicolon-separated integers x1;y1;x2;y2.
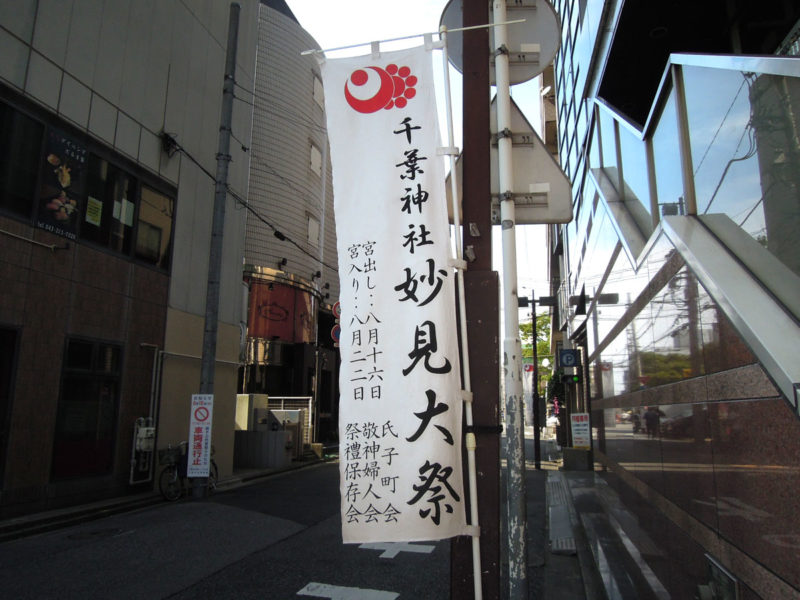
450;0;500;597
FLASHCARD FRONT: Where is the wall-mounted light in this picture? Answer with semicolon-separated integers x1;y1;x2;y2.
323;282;330;289
324;293;330;299
277;257;287;270
268;282;274;291
312;270;321;280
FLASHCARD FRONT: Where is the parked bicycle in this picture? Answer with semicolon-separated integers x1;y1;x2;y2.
158;441;218;501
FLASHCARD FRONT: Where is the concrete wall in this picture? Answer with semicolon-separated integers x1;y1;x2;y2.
158;309;240;479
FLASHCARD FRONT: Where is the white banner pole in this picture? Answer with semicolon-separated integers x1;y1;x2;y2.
493;1;528;598
439;27;483;600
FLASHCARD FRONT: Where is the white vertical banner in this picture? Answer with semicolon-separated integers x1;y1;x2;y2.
188;394;213;477
321;44;467;543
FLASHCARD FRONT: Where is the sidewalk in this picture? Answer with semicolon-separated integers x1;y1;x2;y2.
530;431;668;600
521;433;606;600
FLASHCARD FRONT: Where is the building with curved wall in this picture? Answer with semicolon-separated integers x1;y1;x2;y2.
241;1;340;447
548;1;800;597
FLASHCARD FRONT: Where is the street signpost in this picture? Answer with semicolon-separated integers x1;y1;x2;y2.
570;413;590;450
188;394;214;478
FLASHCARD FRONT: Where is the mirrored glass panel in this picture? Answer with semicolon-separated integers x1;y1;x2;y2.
598;107;617;172
684;66;800;278
618;121;651;215
652;90;684;217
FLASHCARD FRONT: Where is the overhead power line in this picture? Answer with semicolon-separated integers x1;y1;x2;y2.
158;131;338;273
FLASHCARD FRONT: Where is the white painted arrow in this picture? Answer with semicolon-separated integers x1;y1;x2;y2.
297;582;398;599
359;542;436;559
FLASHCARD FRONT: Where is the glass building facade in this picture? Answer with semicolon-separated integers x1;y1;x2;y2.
549;1;800;597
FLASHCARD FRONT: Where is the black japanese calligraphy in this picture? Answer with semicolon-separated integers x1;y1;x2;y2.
407;461;460;526
402;223;433;253
406;389;454;445
343;419;403;525
393;116;421;143
402;320;452;376
394;259;448;306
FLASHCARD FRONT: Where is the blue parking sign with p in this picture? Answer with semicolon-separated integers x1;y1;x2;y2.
559;349;579;368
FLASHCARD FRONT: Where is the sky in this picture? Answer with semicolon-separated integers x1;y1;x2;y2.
285;0;553;320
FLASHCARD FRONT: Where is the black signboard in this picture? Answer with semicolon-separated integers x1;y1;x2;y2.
36;130;86;240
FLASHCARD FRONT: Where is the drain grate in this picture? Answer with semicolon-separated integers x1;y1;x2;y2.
551;536;577;555
547;479;568;506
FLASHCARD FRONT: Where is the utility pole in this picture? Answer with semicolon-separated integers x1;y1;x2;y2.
194;2;240;499
450;0;501;597
532;291;541;470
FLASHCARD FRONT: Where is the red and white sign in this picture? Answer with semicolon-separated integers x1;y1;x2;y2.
322;44;466;544
187;394;213;477
570;412;591;450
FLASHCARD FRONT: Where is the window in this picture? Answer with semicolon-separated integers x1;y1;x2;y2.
136;186;174;268
82;155;136;254
308;214;320;248
0;96;175;270
0;102;43;218
313;75;324;109
52;339;121;479
310;143;322;176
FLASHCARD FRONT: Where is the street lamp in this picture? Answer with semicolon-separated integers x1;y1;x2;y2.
520;291;556;469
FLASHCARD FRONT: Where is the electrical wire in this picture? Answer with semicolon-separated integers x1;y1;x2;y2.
225;185;339;272
233;93;255;108
162;133;337;273
693;78;748;176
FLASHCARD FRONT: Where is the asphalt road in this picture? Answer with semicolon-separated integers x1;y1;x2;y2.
0;462;450;599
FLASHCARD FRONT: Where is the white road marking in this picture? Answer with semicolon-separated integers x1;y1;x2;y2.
359;541;436;559
297;582;399;599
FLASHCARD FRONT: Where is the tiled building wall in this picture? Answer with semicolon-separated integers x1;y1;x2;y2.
0;214;168;514
595;375;800;597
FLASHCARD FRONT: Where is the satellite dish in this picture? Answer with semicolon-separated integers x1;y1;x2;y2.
439;0;561;85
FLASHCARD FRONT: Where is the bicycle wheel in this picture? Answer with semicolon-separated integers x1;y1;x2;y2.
159;466;183;501
208;461;219;494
